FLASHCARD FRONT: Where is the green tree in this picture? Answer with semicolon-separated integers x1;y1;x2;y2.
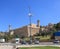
55;22;60;31
4;34;15;42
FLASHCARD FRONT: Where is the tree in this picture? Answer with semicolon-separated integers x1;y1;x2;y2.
4;34;15;42
14;34;19;38
55;22;60;31
50;33;55;40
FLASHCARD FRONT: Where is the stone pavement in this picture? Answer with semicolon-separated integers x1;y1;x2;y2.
0;42;60;49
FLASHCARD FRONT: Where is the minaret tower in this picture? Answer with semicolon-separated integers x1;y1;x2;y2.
37;20;40;27
8;24;14;35
8;24;11;32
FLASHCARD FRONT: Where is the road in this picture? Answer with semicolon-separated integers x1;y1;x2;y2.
0;42;60;46
0;42;60;49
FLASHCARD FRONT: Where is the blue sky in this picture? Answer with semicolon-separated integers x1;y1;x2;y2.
0;0;60;31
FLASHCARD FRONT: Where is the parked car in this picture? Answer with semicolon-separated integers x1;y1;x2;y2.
21;40;27;44
14;38;20;43
34;38;40;44
34;40;40;44
53;39;60;44
27;40;33;44
0;38;5;43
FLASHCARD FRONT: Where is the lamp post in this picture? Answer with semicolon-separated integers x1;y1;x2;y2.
28;8;32;41
28;13;32;37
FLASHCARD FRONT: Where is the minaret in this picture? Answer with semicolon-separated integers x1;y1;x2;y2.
37;20;40;27
9;25;12;31
8;24;14;35
8;24;11;32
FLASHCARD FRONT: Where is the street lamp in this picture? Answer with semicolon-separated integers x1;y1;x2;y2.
28;13;32;36
28;8;32;41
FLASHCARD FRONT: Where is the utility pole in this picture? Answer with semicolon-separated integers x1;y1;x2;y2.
28;7;32;41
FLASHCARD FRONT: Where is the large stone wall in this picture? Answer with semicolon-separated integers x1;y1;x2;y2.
28;27;40;36
14;26;28;37
13;24;40;37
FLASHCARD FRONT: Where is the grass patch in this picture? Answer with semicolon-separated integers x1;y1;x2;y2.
35;36;51;40
20;46;60;49
24;36;51;41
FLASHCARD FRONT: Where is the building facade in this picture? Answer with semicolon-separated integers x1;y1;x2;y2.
10;20;40;37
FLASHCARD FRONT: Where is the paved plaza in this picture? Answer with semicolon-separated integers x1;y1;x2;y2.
0;42;60;49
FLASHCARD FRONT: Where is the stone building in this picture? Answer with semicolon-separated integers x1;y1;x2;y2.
0;32;5;36
10;20;40;37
